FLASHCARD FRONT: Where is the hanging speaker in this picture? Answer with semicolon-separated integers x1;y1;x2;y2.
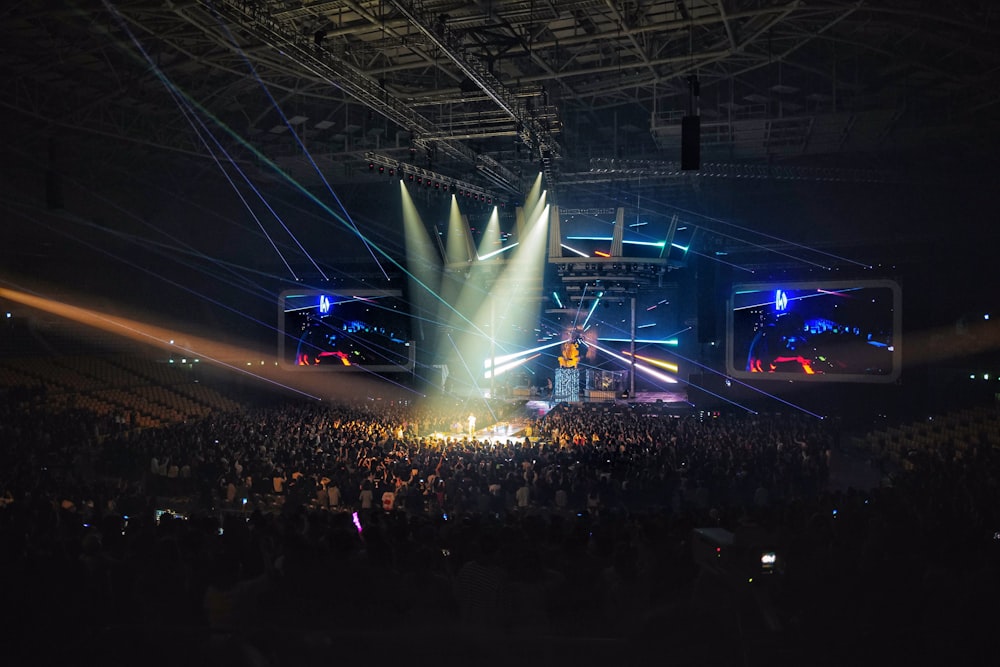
681;115;700;171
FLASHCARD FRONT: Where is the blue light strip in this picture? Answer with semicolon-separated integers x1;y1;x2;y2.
600;337;678;346
582;294;602;329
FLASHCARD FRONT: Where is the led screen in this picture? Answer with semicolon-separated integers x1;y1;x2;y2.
279;290;414;372
727;280;900;382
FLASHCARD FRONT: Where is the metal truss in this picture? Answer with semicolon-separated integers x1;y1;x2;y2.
587;158;905;184
383;0;562;158
364;151;506;204
1;0;998;200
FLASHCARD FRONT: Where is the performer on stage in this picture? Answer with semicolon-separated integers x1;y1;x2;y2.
558;341;580;368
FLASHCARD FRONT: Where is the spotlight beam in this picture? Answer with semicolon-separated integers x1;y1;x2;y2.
485;354;540;380
572;283;589;328
445;333;497;422
477;243;519;261
485;339;569;369
110;3;489;345
668;348;827;419
733;287;863;312
2;207;282;337
622;351;679;374
561;244;590;258
169;83;330;280
600;337;679;346
103;1;345;282
589;342;678;385
639;195;873;269
581;294;602;329
211;14;383;281
0;285;324;400
110;13;304;280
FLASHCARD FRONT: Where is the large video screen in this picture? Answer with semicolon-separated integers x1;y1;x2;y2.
727;280;900;382
279;290;414;372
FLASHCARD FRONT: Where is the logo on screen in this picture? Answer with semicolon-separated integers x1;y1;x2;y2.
775;290;788;312
319;295;331;314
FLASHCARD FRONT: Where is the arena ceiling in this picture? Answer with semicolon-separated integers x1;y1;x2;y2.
1;1;998;333
3;1;999;197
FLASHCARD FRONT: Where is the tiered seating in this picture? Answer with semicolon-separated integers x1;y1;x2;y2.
131;384;212;420
0;360;46;391
57;355;150;388
2;356;100;392
111;357;243;413
0;353;246;427
860;404;1000;465
89;388;164;428
110;356;189;385
174;383;242;412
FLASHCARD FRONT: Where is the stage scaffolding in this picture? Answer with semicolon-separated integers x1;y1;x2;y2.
586;369;628;400
554;368;580;403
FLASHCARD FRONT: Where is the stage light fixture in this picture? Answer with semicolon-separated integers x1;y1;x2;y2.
378;166;385;174
368;162;375;171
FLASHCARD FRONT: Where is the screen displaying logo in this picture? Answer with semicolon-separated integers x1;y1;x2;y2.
728;280;901;383
280;290;414;372
775;289;788;312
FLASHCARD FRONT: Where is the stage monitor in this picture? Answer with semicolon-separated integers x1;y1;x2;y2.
279;289;414;372
727;279;900;383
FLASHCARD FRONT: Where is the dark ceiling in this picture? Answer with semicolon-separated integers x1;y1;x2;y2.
1;0;998;343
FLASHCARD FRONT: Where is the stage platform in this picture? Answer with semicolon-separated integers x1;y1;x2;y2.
463;389;692;443
524;388;689;411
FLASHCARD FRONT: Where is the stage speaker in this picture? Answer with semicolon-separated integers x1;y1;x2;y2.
681;115;700;171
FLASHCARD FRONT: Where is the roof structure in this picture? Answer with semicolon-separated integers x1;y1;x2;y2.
1;0;998;349
4;1;998;190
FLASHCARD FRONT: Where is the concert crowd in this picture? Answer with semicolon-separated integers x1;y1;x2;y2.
1;390;997;666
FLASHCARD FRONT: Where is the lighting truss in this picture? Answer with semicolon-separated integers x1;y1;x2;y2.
559;208;617;217
365;152;502;205
204;0;522;191
383;0;562;160
588;158;904;184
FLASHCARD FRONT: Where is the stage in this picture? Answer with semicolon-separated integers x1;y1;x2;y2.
455;389;692;444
